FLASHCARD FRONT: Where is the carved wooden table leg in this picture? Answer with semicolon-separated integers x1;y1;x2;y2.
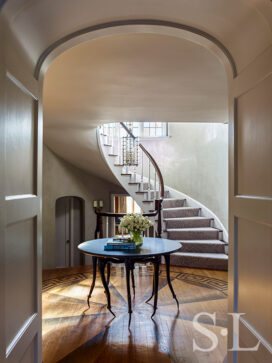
151;256;160;318
164;254;179;310
87;256;97;307
145;266;155;303
106;262;111;285
125;258;133;326
98;258;115;317
131;262;136;296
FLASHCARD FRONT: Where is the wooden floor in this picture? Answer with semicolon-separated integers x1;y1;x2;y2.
42;265;228;363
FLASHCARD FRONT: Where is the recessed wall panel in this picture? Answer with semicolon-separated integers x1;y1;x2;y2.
237;217;272;345
5;76;37;196
5;218;36;348
19;336;36;363
236;74;272;198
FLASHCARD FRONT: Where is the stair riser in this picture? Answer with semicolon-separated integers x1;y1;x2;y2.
163;209;200;218
170;255;228;271
180;242;225;254
137;185;169;198
137;183;150;191
164;219;212;228
167;230;219;240
144;191;169;200
163;199;185;208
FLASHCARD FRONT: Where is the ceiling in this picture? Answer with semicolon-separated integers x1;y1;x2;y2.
3;0;272;73
3;0;271;182
43;33;228;179
44;33;228;126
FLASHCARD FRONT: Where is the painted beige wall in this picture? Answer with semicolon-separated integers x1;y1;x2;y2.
42;145;124;269
141;122;228;229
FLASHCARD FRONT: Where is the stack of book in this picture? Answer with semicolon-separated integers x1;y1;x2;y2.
104;237;136;251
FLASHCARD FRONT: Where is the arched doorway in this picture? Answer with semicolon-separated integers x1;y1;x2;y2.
1;3;271;361
55;196;84;267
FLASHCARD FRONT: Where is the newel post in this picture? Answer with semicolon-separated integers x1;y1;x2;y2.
95;212;104;239
155;199;163;238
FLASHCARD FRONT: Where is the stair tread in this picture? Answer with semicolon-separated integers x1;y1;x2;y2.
174;252;228;259
166;227;219;232
136;189;163;194
163;198;186;201
163;207;200;211
178;240;225;245
136;190;164;194
164;217;212;221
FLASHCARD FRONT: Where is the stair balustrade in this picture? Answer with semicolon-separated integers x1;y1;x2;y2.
99;122;165;200
98;121;165;238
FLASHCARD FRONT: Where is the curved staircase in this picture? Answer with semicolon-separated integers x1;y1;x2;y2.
98;123;228;270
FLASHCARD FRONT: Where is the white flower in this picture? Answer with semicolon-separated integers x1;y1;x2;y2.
119;213;152;233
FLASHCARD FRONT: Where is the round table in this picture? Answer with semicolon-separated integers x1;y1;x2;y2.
78;237;181;326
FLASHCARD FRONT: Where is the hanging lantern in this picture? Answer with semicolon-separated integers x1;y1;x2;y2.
122;135;139;166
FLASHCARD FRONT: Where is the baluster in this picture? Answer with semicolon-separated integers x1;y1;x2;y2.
110;124;113;152
122;135;125;167
132;165;136;182
140;148;144;191
104;124;108;144
118;124;122;165
99;215;103;238
112;212;116;237
105;216;109;238
154;170;157;201
111;123;114;154
114;123;117;155
107;124;111;145
148;159;151;200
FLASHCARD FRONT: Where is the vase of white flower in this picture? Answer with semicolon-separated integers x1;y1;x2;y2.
119;213;152;249
130;230;143;245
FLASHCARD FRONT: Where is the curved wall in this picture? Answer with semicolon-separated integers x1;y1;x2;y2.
141;122;228;229
42;145;124;269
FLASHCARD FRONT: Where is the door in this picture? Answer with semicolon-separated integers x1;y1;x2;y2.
228;48;272;361
0;14;42;363
56;196;84;268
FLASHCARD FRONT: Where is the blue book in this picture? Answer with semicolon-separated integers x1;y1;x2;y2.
106;238;134;247
104;244;136;251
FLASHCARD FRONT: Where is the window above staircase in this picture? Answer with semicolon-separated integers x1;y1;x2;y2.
122;122;168;138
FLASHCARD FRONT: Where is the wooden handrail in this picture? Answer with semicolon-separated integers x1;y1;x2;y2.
95;210;158;218
139;144;165;198
120;122;165;198
120;122;135;139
